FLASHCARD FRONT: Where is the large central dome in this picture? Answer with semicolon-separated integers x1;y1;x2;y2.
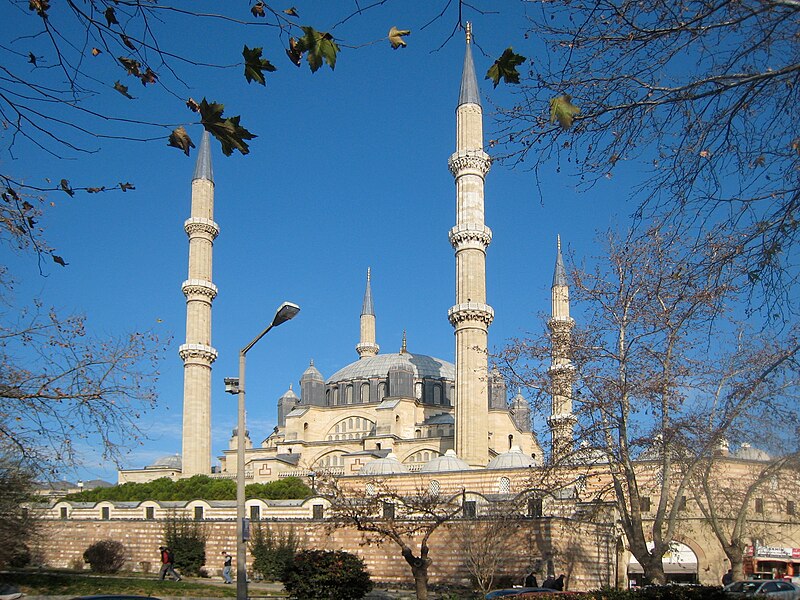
327;352;454;383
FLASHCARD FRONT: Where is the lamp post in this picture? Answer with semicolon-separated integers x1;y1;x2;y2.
225;301;299;600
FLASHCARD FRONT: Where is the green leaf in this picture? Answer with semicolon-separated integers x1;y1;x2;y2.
113;81;134;99
197;98;256;156
388;26;410;49
168;126;195;156
486;47;526;88
549;94;581;130
296;26;339;72
243;45;276;86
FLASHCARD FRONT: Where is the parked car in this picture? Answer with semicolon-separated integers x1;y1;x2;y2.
724;580;800;599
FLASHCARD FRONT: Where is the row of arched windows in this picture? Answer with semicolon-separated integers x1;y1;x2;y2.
324;380;452;406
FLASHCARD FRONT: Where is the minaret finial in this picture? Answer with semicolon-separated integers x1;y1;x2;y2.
458;23;481;106
367;266;371;282
557;233;561;253
465;22;472;44
193;130;214;183
401;330;407;354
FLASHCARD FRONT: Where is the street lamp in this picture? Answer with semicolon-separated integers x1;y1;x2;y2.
226;301;299;600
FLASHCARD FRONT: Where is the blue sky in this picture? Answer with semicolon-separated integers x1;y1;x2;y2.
2;1;631;482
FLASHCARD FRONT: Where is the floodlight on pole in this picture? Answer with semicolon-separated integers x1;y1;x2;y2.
230;301;299;600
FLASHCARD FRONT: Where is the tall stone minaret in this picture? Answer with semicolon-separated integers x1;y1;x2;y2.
547;235;576;463
356;268;379;358
179;131;219;476
448;23;494;468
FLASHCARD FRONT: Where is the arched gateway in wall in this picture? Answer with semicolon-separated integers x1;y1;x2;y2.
627;542;700;587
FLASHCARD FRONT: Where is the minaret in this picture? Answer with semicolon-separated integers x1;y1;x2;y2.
448;23;494;467
356;268;379;358
179;131;219;476
547;235;576;463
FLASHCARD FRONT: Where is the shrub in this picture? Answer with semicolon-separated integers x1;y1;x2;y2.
163;516;206;576
250;523;300;581
283;549;372;600
82;540;126;573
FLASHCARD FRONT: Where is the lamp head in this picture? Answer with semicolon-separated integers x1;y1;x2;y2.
272;302;300;327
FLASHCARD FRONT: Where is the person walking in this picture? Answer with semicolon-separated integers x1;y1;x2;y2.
541;575;555;589
553;574;565;591
222;551;233;584
524;570;538;588
158;546;182;581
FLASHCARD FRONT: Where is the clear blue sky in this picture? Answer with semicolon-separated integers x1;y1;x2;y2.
2;1;631;482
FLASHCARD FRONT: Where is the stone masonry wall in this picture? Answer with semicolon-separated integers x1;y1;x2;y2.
34;517;615;591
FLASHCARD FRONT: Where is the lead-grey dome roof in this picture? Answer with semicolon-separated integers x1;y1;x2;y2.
360;453;409;476
487;446;538;469
148;454;182;469
327;352;454;383
420;449;470;473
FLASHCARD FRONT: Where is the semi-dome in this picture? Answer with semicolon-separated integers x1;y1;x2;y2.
487;445;538;469
735;442;770;461
360;452;410;475
327;352;454;383
420;449;469;472
148;454;182;470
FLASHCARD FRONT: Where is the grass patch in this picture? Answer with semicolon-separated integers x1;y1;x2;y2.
0;571;239;597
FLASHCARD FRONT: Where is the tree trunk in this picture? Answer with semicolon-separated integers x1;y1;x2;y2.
727;548;746;582
642;556;666;585
402;546;432;600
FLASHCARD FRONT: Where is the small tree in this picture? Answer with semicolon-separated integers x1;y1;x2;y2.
163;516;206;576
283;549;372;600
0;457;37;568
82;539;126;573
250;523;300;581
321;476;464;600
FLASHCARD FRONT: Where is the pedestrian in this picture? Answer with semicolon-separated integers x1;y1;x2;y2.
553;574;565;591
542;575;555;589
222;551;233;584
722;568;733;586
158;546;182;581
524;570;538;588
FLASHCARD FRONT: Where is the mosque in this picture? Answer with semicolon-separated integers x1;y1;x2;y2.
118;25;575;484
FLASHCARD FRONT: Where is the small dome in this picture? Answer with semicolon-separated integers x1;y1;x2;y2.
487;446;537;469
360;452;409;476
736;442;770;461
281;384;299;400
301;360;324;381
148;454;182;470
420;449;470;473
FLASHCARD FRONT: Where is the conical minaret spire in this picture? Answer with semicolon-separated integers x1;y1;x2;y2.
179;130;220;475
356;267;379;358
448;23;494;467
547;235;576;463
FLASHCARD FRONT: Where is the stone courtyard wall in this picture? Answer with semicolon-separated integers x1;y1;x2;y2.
33;516;615;591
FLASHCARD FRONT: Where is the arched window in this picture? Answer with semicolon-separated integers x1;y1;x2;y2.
433;385;442;405
428;480;440;496
378;381;387;400
361;382;370;403
345;386;353;404
498;477;511;494
415;382;423;399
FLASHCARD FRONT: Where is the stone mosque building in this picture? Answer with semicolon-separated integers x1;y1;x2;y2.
39;27;799;590
120;24;561;484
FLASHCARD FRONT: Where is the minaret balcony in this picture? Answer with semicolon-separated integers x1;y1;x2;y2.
449;223;492;250
448;302;494;327
182;279;218;300
448;149;491;177
184;217;220;239
356;342;380;356
179;343;218;364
